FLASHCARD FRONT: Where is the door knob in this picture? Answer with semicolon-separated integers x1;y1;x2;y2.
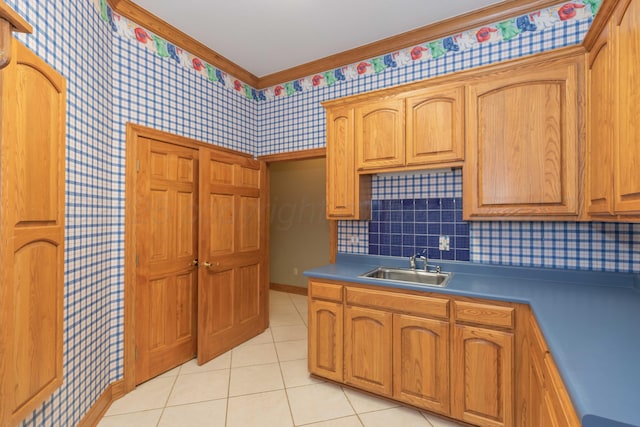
203;261;212;268
191;259;199;267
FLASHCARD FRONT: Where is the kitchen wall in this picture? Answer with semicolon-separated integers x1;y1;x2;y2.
256;5;640;274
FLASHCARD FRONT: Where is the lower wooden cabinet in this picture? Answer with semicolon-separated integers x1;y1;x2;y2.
451;324;514;427
308;282;344;382
344;305;393;396
308;279;579;427
394;313;450;414
526;315;581;427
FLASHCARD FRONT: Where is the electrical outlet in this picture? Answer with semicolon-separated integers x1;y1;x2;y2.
293;267;299;276
349;235;359;245
439;236;450;251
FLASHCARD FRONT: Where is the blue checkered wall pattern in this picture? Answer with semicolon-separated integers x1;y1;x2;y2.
5;1;639;427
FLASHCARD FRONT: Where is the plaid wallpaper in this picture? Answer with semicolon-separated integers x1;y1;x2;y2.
4;1;638;426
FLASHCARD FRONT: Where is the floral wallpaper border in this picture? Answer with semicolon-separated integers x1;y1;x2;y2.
97;0;600;102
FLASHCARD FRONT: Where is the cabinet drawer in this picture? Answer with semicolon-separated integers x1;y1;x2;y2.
345;287;449;319
454;301;514;329
309;281;343;302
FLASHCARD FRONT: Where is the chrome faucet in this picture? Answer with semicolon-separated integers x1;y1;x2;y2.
409;253;427;270
410;251;441;274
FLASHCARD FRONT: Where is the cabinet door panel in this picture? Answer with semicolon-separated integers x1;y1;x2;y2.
393;314;450;415
355;100;404;170
309;299;344;382
0;40;66;427
615;0;640;212
325;107;371;219
345;305;393;396
465;57;581;219
406;86;464;165
587;20;615;215
452;325;514;427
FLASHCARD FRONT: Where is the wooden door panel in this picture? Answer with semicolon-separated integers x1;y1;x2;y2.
478;83;563;205
176;272;196;339
238;165;260;188
356;100;404;169
1;40;66;426
13;241;61;410
197;147;267;365
202;269;235;335
209;159;234;185
615;0;640;212
452;325;514;427
393;314;450;415
239;196;260;252
345;306;393;396
406;86;464;165
209;194;235;255
309;300;344;381
326;108;356;216
237;264;260;324
464;57;580;219
150;188;170;261
588;22;614;215
136;138;198;384
15;65;61;224
177;191;196;257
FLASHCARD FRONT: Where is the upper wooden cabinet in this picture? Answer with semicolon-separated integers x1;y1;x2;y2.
406;85;465;166
586;0;640;217
0;39;66;427
355;99;405;170
464;54;583;220
353;88;465;172
325;106;371;219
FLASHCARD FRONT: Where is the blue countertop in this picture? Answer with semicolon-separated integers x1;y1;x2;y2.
304;254;640;427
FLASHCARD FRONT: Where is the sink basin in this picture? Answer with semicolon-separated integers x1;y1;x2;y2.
360;266;451;288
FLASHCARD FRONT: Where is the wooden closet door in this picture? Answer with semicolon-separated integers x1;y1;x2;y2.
0;40;66;426
134;138;198;385
197;147;268;364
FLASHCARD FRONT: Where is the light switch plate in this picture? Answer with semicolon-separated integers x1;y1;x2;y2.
439;236;450;251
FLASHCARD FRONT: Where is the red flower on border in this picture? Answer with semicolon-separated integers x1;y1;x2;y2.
134;28;149;43
192;58;204;71
312;75;323;86
410;46;427;60
357;62;371;74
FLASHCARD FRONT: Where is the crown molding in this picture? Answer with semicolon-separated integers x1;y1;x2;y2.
109;0;566;90
0;1;32;33
257;0;565;88
108;0;259;87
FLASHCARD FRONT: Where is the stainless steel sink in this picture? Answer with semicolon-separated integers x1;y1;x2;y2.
360;266;451;287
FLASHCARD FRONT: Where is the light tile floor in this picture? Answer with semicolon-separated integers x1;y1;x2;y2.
99;291;466;427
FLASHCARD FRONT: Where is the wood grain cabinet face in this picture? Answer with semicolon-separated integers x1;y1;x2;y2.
355;99;405;170
344;305;393;396
325;106;371;219
452;324;514;427
393;314;450;415
587;20;615;216
0;40;66;426
614;0;640;213
406;86;464;166
309;299;344;382
464;56;582;220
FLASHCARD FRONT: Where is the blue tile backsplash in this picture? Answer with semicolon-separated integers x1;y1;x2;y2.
368;197;470;261
338;169;640;273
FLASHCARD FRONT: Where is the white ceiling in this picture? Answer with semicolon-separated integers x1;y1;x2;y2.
131;0;506;77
